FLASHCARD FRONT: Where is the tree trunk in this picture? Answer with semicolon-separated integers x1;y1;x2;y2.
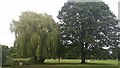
81;42;86;64
33;56;38;64
58;57;60;63
39;56;45;64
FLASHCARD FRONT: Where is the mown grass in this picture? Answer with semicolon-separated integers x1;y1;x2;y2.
45;59;118;65
117;61;120;68
2;59;119;68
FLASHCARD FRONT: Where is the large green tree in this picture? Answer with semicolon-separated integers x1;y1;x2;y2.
58;2;119;64
10;11;59;64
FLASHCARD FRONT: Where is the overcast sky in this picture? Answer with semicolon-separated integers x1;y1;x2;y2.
0;0;119;47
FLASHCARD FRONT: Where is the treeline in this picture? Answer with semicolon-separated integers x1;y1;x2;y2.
2;1;120;65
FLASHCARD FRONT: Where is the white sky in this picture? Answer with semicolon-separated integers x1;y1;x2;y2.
0;0;119;47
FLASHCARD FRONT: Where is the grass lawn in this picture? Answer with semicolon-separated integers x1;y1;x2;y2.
118;61;120;68
45;59;118;65
2;59;119;68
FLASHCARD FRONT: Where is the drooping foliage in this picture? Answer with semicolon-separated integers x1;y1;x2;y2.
10;11;59;63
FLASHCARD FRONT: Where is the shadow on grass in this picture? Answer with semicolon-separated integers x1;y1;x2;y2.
23;63;119;68
119;61;120;68
2;64;119;68
2;63;118;68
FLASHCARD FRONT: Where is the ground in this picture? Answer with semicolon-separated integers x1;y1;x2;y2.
2;59;119;68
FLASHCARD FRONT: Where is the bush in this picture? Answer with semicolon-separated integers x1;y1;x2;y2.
14;58;33;66
3;57;34;66
3;56;16;66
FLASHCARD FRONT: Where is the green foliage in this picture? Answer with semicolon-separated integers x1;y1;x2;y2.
14;58;33;65
5;56;15;66
1;44;19;66
9;47;17;58
10;11;59;63
2;45;10;65
58;2;120;63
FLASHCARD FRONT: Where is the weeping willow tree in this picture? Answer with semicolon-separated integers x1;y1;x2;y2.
10;11;59;64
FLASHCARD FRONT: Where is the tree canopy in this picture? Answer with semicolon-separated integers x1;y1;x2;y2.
58;2;120;63
10;11;59;64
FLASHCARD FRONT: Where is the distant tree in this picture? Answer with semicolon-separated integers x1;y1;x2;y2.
2;45;9;65
58;2;119;64
10;11;59;64
9;46;17;58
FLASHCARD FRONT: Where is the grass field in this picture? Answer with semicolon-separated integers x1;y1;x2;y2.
2;59;119;68
45;59;118;65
